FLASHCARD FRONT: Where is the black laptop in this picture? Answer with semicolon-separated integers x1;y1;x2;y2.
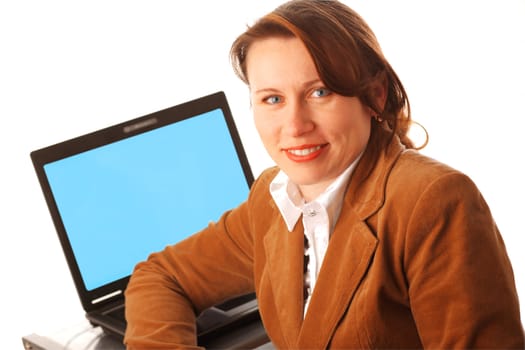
30;91;261;345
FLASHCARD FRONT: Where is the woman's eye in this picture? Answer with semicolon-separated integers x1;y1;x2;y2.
312;88;331;98
265;95;282;105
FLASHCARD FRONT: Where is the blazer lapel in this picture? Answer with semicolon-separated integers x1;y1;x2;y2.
298;207;378;348
295;136;404;347
263;217;306;347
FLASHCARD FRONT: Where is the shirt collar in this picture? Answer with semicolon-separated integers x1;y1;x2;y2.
269;153;363;232
269;171;303;231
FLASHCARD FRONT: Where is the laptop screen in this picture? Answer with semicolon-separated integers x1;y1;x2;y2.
33;93;253;299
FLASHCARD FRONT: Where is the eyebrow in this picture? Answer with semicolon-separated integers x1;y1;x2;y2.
252;79;324;95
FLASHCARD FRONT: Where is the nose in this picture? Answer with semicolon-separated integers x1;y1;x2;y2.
283;100;315;137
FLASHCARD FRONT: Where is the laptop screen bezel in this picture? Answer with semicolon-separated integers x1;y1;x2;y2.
30;91;254;312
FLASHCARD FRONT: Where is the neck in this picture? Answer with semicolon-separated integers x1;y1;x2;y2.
298;182;330;203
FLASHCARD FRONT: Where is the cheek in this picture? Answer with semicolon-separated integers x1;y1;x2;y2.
253;113;277;147
354;118;372;147
338;115;372;148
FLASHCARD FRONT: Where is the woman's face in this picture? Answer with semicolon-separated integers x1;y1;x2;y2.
246;37;373;200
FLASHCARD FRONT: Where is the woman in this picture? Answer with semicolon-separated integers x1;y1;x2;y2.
125;1;524;348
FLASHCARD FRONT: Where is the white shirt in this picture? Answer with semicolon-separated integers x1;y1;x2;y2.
269;154;362;315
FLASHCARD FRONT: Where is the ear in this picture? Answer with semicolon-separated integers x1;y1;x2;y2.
372;72;388;113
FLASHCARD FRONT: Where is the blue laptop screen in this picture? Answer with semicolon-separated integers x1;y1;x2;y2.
43;108;250;291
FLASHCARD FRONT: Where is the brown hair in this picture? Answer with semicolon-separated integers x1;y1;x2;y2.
231;0;424;154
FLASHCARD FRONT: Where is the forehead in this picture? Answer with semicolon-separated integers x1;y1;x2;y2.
245;37;320;89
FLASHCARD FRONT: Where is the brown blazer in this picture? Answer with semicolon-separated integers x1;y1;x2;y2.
124;136;524;349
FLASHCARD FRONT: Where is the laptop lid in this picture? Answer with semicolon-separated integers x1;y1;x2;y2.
30;91;255;317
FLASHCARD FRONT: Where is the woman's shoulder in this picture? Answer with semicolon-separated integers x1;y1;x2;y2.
245;166;280;202
383;149;491;224
389;149;480;197
254;166;280;185
395;149;465;182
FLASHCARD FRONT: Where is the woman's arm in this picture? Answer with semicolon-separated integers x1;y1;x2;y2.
405;172;524;348
124;201;255;349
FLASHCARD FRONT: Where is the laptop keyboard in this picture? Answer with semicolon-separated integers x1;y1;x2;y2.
101;292;256;330
105;305;126;324
215;292;256;311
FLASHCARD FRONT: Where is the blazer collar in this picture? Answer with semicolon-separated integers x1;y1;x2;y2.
262;199;379;348
346;135;406;220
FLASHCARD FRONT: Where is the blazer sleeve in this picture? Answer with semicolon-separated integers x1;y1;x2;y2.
123;192;256;349
404;171;524;348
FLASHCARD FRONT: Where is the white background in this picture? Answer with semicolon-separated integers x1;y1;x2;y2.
1;1;524;348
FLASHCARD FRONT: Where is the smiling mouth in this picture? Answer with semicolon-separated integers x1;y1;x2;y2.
283;144;327;162
286;145;323;156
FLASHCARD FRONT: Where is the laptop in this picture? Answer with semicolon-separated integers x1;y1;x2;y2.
30;91;262;345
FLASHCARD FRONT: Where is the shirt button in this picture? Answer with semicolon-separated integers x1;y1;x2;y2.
307;209;317;217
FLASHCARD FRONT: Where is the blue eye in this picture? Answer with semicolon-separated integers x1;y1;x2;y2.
312;88;331;98
265;95;282;105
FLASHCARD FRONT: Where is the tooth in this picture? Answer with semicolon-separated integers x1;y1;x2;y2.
289;145;321;156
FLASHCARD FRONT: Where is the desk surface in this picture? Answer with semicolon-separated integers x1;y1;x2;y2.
22;318;273;350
